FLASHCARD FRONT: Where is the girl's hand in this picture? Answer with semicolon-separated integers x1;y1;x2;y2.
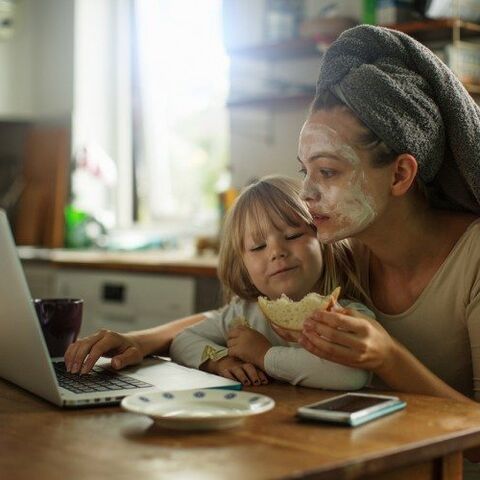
64;329;145;374
298;308;396;374
202;356;269;386
227;326;272;369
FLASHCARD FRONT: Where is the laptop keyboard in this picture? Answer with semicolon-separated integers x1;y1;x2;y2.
53;362;153;394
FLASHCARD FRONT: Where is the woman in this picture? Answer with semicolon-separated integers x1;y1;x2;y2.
283;24;480;469
288;23;480;401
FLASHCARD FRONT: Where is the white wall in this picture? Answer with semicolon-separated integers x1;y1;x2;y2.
230;106;311;187
222;0;266;49
229;54;320;187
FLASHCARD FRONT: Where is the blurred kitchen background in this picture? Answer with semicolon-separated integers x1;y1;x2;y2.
1;0;479;335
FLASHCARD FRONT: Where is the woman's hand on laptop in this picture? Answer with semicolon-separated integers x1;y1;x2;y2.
64;330;144;374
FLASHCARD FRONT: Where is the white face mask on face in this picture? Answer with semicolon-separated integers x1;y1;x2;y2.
298;119;378;243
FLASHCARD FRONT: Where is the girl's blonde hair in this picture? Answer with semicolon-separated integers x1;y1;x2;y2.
218;175;367;304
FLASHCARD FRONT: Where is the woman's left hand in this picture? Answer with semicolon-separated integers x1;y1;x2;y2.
227;326;272;369
298;307;396;373
270;323;301;343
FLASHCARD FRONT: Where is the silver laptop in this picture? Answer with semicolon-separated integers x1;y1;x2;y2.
0;210;241;407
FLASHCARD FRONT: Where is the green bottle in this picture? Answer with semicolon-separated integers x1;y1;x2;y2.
362;0;377;25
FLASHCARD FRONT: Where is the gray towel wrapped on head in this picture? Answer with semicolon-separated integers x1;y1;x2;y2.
316;24;480;214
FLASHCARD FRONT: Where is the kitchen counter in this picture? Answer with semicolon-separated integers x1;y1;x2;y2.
18;246;218;277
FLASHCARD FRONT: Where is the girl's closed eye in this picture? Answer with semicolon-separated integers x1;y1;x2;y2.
286;232;304;240
249;243;266;252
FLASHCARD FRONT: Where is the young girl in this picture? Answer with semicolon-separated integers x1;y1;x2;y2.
169;175;373;388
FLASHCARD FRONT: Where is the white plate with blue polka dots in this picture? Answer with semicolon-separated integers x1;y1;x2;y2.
121;388;275;430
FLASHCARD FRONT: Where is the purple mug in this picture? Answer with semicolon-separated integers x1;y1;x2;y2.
34;298;83;357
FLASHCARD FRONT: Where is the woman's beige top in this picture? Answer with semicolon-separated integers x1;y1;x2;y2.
355;219;480;400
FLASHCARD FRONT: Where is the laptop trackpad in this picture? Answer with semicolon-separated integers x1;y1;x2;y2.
96;356;241;391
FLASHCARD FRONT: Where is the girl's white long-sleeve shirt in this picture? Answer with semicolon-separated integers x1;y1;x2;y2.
170;297;373;390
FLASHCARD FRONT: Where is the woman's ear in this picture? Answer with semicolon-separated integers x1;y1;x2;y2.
391;154;418;196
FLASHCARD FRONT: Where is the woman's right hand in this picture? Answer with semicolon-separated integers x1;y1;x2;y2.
64;329;145;374
298;307;396;374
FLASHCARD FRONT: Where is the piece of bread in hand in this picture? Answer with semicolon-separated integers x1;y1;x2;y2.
258;287;341;331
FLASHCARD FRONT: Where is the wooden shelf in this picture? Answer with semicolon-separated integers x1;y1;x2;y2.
227;38;321;61
386;18;480;42
226;18;480;108
464;83;480;95
227;82;480;108
0;115;33;123
227;92;314;109
228;19;480;62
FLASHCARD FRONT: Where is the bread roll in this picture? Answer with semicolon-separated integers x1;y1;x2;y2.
258;287;341;331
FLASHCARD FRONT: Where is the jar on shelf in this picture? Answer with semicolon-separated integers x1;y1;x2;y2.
265;0;305;42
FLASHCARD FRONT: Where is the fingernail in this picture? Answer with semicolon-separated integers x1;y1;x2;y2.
71;362;79;373
304;320;313;329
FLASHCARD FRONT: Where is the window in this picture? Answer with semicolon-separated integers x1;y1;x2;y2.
72;0;229;240
131;0;229;235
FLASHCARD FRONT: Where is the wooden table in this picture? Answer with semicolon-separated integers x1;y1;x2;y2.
1;379;480;480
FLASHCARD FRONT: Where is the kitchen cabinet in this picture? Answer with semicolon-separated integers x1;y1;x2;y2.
391;18;480;95
22;263;57;299
55;270;196;337
21;250;222;338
